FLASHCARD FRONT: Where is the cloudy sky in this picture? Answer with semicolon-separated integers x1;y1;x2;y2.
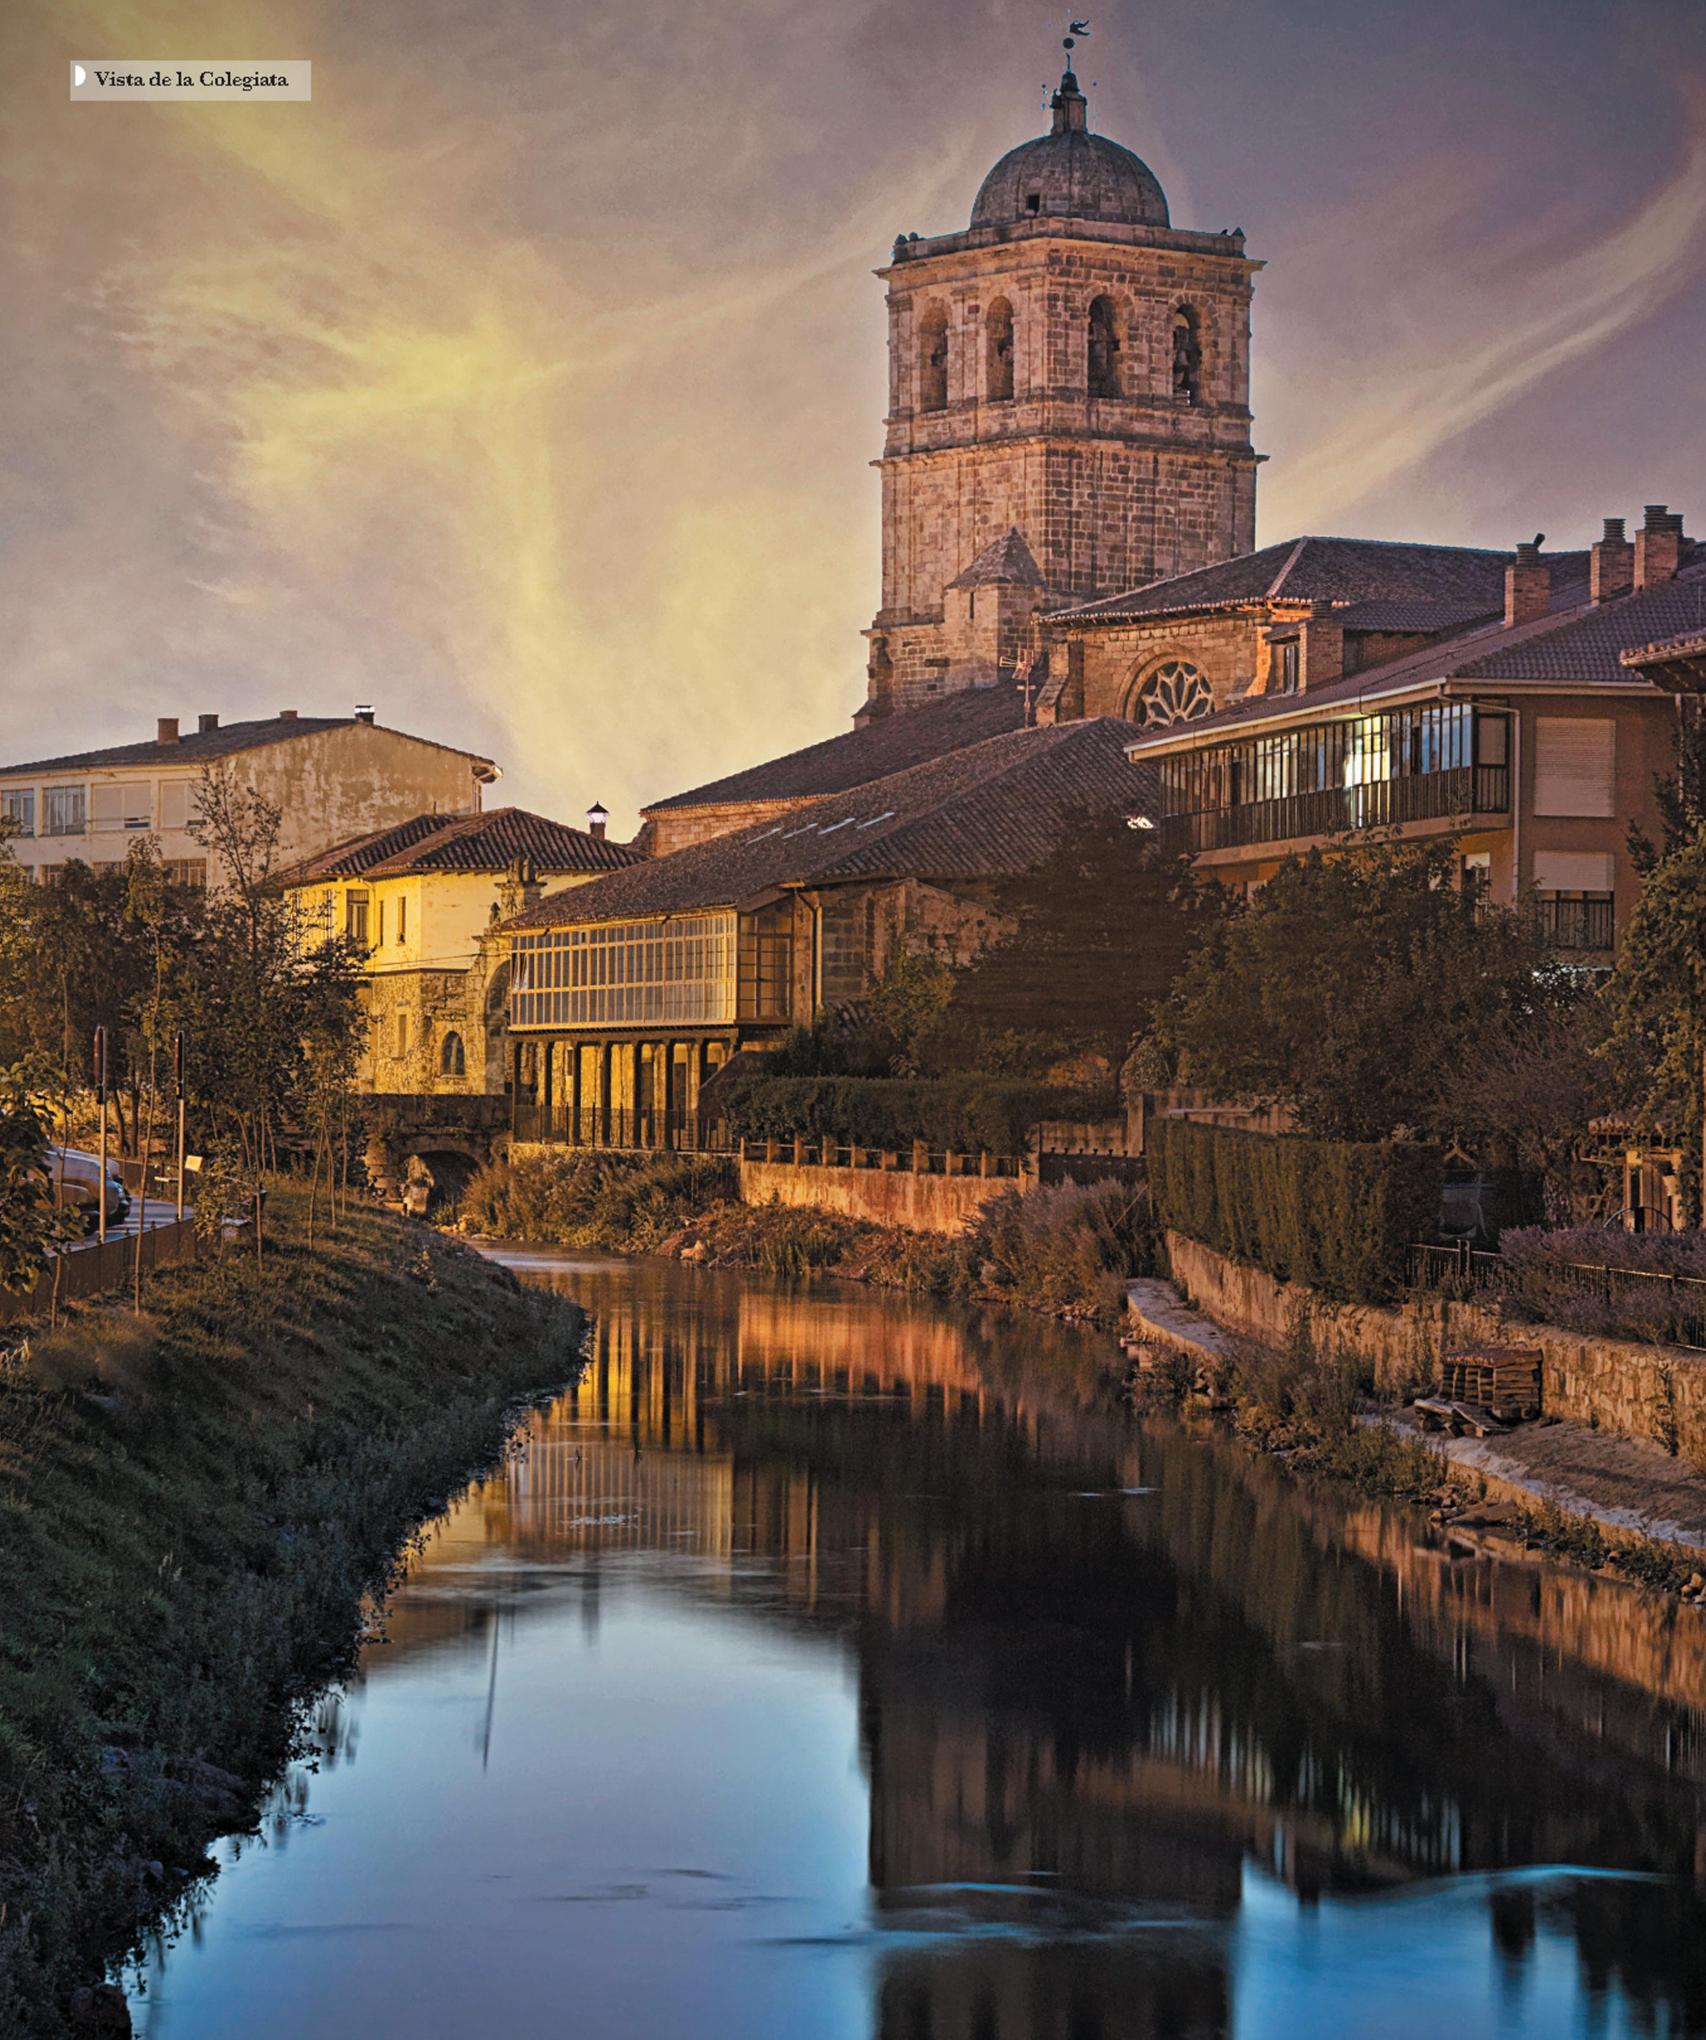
3;0;1703;829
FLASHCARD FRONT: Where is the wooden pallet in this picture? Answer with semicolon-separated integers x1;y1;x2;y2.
1415;1396;1509;1439
1439;1345;1541;1422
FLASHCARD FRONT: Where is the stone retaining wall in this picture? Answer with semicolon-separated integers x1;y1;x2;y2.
1164;1229;1706;1461
740;1159;1005;1235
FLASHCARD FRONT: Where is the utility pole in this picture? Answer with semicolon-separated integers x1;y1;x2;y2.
93;1024;108;1244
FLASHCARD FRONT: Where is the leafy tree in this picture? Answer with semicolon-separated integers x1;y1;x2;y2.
929;814;1219;1074
1601;831;1706;1217
1629;700;1706;874
1148;835;1561;1144
0;1068;56;1296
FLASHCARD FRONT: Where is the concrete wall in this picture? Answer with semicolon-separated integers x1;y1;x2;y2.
741;1158;1008;1234
1165;1229;1706;1459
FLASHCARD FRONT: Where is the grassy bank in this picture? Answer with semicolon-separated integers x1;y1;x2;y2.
457;1150;1150;1326
0;1188;586;2035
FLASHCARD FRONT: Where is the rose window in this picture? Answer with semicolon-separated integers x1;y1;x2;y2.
1134;660;1212;727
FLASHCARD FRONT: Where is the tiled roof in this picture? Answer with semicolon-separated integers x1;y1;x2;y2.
279;808;641;886
0;713;497;780
1124;560;1706;755
1329;597;1501;633
511;720;1153;930
643;684;1027;813
1051;536;1583;625
947;527;1046;589
1454;558;1706;680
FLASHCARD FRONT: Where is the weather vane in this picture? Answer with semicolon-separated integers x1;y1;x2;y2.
1064;16;1090;59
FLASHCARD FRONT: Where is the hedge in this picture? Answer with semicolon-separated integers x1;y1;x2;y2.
720;1075;1116;1158
1148;1118;1442;1304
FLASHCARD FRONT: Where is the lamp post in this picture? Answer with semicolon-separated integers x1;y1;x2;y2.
175;1032;187;1224
93;1024;109;1243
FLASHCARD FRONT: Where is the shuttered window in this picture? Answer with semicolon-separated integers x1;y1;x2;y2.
158;780;193;830
1533;851;1615;893
1533;718;1614;817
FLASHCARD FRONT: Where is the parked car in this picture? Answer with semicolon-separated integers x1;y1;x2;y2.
40;1146;130;1232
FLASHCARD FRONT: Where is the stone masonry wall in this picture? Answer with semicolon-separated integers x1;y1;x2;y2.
1165;1230;1706;1461
741;1158;1007;1234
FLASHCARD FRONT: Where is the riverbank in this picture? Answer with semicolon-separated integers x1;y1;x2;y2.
1125;1276;1706;1595
0;1188;587;2037
455;1149;1148;1327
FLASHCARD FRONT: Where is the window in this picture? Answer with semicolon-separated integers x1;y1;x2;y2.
1;789;34;837
1533;857;1615;952
1025;191;1041;214
918;303;948;413
1129;659;1213;728
91;782;152;832
985;297;1014;402
395;1010;410;1057
158;780;193;831
165;859;208;889
1087;296;1121;398
42;786;85;836
345;890;370;947
1534;718;1614;817
440;1031;466;1077
377;901;386;948
1272;639;1300;694
509;912;739;1030
398;895;408;944
1172;305;1202;402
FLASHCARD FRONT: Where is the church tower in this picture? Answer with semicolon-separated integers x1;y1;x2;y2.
863;56;1263;717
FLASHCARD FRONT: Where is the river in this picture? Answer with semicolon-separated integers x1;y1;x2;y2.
125;1249;1706;2038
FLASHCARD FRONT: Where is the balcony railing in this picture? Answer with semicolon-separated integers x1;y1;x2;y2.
1159;763;1510;856
1535;894;1614;952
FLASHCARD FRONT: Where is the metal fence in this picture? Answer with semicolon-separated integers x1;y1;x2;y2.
1408;1241;1706;1353
0;1217;199;1328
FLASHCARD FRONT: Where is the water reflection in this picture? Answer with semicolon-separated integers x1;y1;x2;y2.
132;1254;1706;2039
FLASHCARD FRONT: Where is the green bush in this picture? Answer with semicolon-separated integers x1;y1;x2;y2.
1148;1118;1441;1303
721;1075;1115;1157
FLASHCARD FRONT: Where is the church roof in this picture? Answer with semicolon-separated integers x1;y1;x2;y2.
278;807;641;885
947;528;1046;590
1053;536;1585;624
642;684;1027;815
971;68;1169;231
512;721;1154;930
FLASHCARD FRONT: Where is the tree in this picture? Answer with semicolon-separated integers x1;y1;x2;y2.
1629;700;1706;875
1147;835;1562;1144
929;814;1220;1075
0;1066;63;1297
1601;830;1706;1218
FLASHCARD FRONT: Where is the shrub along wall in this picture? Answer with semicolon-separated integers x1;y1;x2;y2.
1149;1118;1442;1304
722;1076;1115;1157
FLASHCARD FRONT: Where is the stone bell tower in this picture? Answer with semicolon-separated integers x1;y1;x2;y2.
863;56;1263;717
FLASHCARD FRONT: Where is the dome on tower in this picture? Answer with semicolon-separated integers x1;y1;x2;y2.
970;68;1169;231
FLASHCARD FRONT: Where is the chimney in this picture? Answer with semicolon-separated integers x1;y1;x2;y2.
1505;541;1551;627
1298;599;1344;689
197;712;219;734
278;707;298;721
353;703;376;724
1636;504;1684;590
587;800;609;841
156;717;180;745
1590;517;1634;604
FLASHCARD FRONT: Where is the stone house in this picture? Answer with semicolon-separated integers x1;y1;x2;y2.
1122;509;1700;957
0;706;497;888
281;806;641;1097
504;720;1151;1148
